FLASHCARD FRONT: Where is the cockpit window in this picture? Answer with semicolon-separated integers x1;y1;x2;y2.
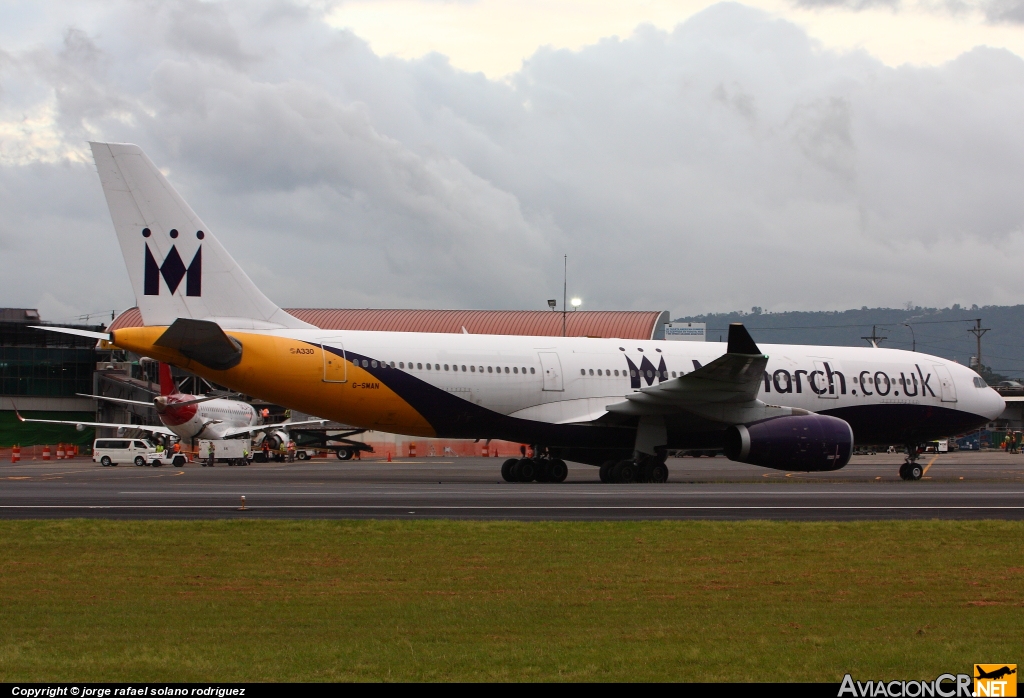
974;377;987;388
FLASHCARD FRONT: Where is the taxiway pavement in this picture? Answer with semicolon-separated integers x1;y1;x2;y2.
0;451;1022;520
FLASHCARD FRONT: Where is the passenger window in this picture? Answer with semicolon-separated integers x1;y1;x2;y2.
426;363;431;370
597;369;602;376
671;371;676;377
461;365;467;372
471;366;476;372
504;367;509;373
530;368;535;374
479;366;484;373
513;367;519;374
488;366;493;373
371;360;377;368
521;367;526;374
588;369;594;376
390;362;395;368
417;363;423;370
444;364;449;371
580;369;585;376
631;370;637;377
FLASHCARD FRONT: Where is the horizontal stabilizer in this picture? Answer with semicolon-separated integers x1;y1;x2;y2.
154;318;243;371
30;326;111;342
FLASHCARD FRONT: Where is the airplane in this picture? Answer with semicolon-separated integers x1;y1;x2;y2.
17;361;325;447
33;142;1006;483
975;666;1016;681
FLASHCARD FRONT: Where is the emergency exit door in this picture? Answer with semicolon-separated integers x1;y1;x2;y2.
320;337;347;383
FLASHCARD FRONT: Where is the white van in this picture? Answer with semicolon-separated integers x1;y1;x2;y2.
92;438;157;467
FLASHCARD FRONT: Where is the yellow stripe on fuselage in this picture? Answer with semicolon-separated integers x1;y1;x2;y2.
108;327;437;436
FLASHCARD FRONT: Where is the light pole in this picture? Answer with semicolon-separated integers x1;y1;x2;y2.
571;297;581;311
904;323;916;352
562;255;567;337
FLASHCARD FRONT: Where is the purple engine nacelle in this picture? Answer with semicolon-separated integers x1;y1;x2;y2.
723;414;854;472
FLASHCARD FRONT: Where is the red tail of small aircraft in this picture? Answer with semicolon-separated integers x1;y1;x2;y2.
159;362;179;396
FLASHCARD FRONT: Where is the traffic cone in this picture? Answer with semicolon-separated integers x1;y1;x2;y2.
11;445;20;463
56;444;65;460
387;452;392;462
42;445;51;461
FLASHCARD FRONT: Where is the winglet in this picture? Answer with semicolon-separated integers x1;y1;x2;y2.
727;323;761;355
12;403;25;422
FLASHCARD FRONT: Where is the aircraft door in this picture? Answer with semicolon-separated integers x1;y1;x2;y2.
538;352;564;391
932;365;957;402
320;337;347;383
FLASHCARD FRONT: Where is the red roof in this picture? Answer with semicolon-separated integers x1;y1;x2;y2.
109;308;670;340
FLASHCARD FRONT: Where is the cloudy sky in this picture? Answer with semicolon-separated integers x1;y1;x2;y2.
2;0;1024;323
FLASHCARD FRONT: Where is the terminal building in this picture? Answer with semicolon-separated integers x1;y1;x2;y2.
0;308;104;449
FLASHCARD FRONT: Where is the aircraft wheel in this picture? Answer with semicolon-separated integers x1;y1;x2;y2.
613;459;637;484
649;461;669;483
898;463;910;480
599;460;614;483
535;460;552;483
134;456;146;467
501;458;518;482
549;459;568;483
101;456;113;467
637;459;654;483
908;463;923;480
515;458;536;483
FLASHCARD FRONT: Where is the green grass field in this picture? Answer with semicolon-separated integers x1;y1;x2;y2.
0;519;1021;681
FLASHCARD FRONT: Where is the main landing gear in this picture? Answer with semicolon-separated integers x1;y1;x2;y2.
899;444;923;481
599;455;669;484
501;457;569;483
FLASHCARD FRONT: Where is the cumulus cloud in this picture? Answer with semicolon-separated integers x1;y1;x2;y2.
1;0;1024;320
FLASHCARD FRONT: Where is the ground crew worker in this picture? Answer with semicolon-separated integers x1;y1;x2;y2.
262;439;271;461
173;441;181;454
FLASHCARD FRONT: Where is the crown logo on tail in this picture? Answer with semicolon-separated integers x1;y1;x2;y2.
144;243;201;296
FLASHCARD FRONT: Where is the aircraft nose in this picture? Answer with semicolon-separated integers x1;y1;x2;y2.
983;388;1006;421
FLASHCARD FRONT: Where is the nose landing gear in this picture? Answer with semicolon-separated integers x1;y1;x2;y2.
899;444;924;481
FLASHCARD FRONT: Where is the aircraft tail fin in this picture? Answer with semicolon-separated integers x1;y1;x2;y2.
159;363;179;397
89;142;312;330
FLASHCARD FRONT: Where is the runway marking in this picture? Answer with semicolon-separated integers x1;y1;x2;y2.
923;456;939;475
2;505;1024;511
113;489;1024;496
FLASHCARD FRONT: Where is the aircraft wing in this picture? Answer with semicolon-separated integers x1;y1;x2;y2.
77;393;155;408
606;324;794;424
218;419;328;439
14;410;177;437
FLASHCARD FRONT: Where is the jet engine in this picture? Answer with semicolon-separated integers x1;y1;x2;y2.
261;430;289;450
723;414;854;472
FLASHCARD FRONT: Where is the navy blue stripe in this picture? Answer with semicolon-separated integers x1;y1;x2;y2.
317;345;632;449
